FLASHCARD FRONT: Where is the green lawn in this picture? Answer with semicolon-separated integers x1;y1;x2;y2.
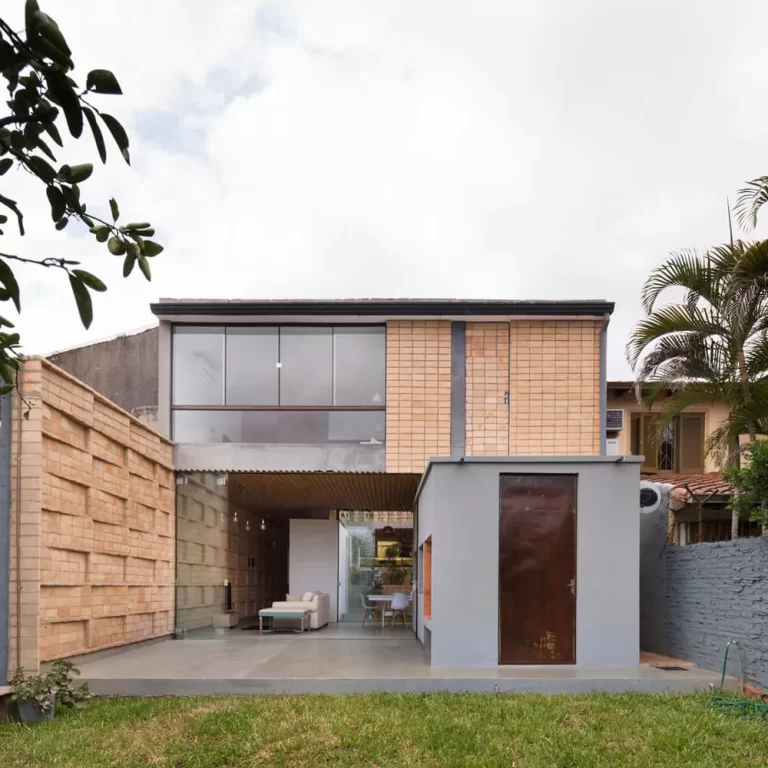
1;694;766;767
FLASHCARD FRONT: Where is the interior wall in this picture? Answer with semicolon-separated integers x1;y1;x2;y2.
176;473;289;631
289;519;339;621
417;459;641;668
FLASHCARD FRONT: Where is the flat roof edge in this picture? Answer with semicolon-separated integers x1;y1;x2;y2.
413;455;642;506
151;299;615;318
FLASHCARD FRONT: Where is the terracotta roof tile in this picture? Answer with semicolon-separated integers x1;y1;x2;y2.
642;472;733;502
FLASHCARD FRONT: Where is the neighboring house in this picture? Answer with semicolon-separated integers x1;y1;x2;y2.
3;298;642;680
642;472;762;546
606;380;732;473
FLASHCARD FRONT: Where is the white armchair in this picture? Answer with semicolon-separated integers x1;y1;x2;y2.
271;592;330;630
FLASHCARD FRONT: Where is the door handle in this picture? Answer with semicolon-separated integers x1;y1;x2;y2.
568;579;575;595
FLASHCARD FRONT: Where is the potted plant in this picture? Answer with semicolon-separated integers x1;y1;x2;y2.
10;659;91;723
10;667;56;723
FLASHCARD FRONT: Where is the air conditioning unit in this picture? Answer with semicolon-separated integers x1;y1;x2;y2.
606;409;624;431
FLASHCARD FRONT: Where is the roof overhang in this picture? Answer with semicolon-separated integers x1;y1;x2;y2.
151;298;615;322
224;470;421;514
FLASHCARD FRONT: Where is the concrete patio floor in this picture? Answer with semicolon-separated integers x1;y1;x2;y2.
75;624;734;696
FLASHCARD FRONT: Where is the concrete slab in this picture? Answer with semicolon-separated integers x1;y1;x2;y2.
76;626;735;696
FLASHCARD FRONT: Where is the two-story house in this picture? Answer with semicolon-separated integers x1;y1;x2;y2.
4;298;641;680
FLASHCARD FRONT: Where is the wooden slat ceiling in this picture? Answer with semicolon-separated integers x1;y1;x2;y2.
228;471;421;514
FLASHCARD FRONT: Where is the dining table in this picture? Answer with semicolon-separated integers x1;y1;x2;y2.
366;593;413;627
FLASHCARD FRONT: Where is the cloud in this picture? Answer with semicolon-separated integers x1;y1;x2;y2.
4;0;768;378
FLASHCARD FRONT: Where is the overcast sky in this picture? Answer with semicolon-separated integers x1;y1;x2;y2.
5;0;768;377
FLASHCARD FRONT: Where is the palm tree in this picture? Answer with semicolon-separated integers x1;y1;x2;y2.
627;242;768;477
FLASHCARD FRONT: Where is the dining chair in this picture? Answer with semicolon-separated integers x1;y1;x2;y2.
389;592;409;627
360;593;378;626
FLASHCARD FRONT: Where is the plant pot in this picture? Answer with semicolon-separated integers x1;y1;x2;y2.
17;694;56;723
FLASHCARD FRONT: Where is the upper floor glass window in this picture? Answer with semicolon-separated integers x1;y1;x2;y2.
172;325;386;407
225;327;279;406
172;326;224;406
333;327;386;406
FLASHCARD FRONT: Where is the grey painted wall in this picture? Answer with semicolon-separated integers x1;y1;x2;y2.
639;487;670;655
416;458;641;668
48;327;159;415
666;538;768;690
450;322;466;457
174;442;385;472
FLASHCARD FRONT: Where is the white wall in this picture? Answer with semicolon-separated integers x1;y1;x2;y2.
338;524;350;620
417;458;641;668
289;519;339;622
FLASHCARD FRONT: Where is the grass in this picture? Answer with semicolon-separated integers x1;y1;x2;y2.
1;693;767;767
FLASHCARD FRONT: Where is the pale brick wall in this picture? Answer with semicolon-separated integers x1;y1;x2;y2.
8;358;174;674
385;321;452;472
466;323;510;456
508;320;601;455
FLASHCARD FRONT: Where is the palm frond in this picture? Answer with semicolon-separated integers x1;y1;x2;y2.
640;249;724;314
734;176;768;231
626;304;728;367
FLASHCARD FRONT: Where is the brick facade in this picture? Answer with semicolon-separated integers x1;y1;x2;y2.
508;320;601;455
8;358;174;674
385;321;452;472
465;323;510;456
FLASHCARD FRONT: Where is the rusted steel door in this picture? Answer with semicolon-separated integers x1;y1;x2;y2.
499;474;576;664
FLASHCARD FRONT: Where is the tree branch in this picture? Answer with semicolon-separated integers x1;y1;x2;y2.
0;251;72;269
0;108;58;128
0;194;24;235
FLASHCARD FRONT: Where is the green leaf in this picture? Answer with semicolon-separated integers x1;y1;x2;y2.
82;107;106;164
133;227;154;237
124;222;150;231
81;215;94;228
100;113;130;164
107;237;125;255
141;240;163;257
68;274;93;329
55;217;68;231
43;120;62;147
0;158;12;175
46;71;82;138
86;70;122;95
68;163;93;183
46;186;66;221
35;136;56;162
109;198;119;221
26;155;56;183
0;259;21;312
89;225;110;243
72;269;106;292
33;11;72;56
25;0;40;40
0;316;15;328
138;256;151;281
122;253;136;277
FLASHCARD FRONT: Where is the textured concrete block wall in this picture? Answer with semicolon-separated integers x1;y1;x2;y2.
385;321;452;472
175;473;289;630
8;358;174;674
666;538;768;690
508;320;601;455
